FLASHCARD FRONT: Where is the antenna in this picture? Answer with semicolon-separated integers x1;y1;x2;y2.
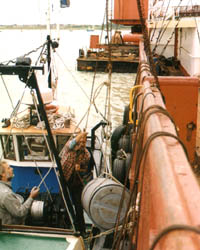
47;0;51;37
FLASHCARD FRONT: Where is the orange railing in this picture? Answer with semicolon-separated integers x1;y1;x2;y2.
129;41;200;249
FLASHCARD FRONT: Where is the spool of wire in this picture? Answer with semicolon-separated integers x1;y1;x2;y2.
30;200;44;219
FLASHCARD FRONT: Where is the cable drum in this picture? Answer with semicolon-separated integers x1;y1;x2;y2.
81;178;130;230
30;200;44;219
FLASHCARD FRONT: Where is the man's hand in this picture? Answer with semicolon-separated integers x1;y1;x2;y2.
29;186;40;199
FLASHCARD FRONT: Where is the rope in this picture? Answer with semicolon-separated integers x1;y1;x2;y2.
55;51;89;100
160;17;181;56
112;99;189;249
100;0;113;175
133;131;189;249
141;108;179;138
1;75;14;109
55;50;110;135
85;223;134;242
191;0;200;45
53;166;76;232
0;84;29;161
149;224;200;250
151;0;173;49
92;82;110;123
132;92;143;132
136;0;160;90
0;43;46;65
139;92;156;116
152;0;183;55
31;91;75;230
85;64;97;130
150;0;169;42
129;85;143;123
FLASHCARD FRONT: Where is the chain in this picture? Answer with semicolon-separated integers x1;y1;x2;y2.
0;42;46;65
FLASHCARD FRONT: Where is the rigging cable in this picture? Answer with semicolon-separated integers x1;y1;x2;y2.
102;0;113;175
151;0;172;47
191;0;200;45
55;50;112;139
0;69;75;231
0;75;15;109
0;43;46;66
112;98;185;249
84;63;97;130
0;83;30;161
55;51;89;99
136;0;160;90
158;0;192;58
133;131;189;249
150;0;168;42
149;224;200;250
31;83;76;231
152;0;183;55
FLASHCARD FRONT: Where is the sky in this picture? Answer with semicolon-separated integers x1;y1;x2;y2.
0;0;106;25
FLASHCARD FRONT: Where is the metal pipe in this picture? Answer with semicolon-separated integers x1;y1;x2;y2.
91;121;107;150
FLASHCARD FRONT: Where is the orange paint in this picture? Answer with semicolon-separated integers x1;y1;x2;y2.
122;33;142;43
129;41;200;249
146;76;200;162
113;0;149;25
89;35;99;49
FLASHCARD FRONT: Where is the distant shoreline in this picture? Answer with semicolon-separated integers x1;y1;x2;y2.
0;24;130;30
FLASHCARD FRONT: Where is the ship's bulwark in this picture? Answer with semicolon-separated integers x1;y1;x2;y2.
129;41;200;249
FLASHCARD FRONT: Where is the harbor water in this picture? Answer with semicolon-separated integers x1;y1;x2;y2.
0;29;135;134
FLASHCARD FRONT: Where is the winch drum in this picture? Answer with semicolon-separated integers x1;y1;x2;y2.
81;178;130;230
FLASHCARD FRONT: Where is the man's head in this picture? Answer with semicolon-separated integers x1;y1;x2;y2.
75;132;87;151
0;161;14;182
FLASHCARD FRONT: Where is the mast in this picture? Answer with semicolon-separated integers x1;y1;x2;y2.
47;34;52;88
47;0;52;89
46;0;70;89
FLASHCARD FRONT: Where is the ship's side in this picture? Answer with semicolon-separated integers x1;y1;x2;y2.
111;0;200;249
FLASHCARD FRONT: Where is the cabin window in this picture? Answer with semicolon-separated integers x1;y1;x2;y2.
56;135;70;153
0;135;16;160
17;135;50;161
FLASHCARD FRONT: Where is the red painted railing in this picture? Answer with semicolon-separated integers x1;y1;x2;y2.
130;41;200;250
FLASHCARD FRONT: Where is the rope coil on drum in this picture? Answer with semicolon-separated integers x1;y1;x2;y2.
149;224;200;250
30;200;45;219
